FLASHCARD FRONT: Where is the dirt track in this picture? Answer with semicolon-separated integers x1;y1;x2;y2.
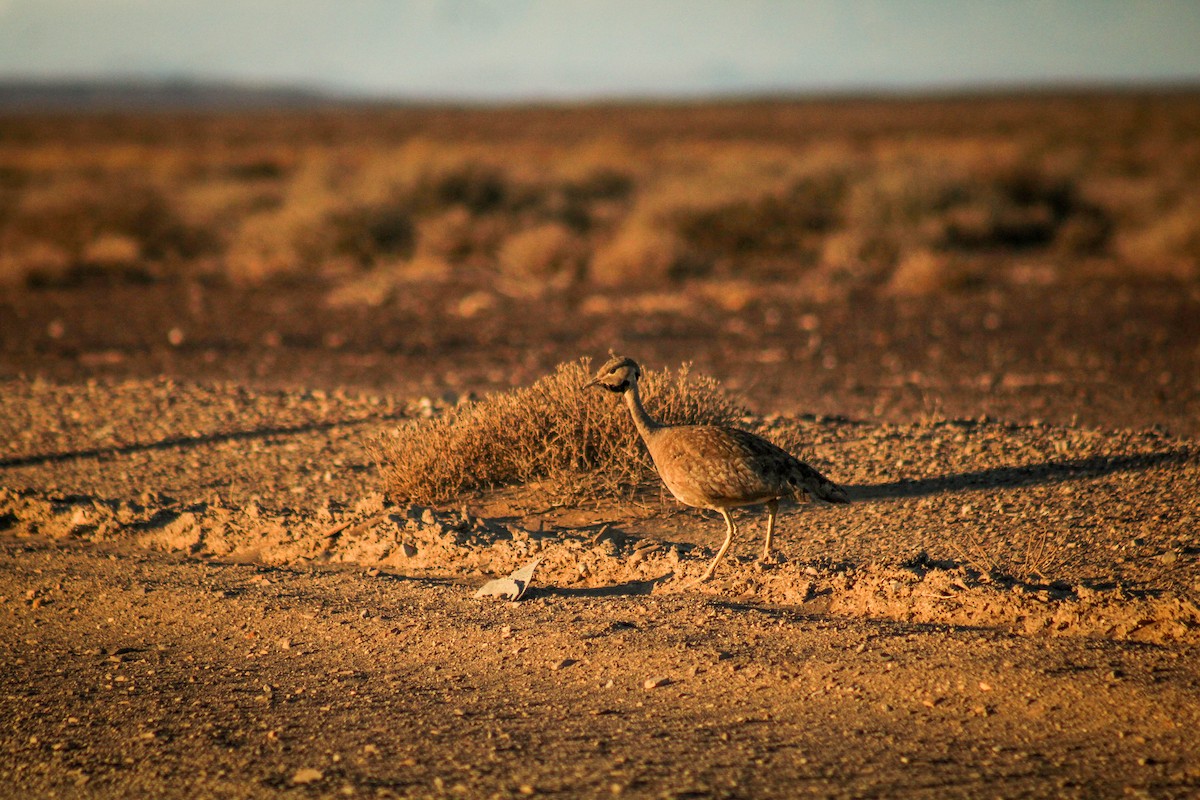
3;277;1200;798
5;539;1199;799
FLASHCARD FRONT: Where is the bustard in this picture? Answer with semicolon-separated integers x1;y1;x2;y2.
588;354;849;582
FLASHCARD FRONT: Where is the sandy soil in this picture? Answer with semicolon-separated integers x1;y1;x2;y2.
3;279;1200;798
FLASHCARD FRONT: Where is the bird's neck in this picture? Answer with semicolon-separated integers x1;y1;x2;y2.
623;380;662;439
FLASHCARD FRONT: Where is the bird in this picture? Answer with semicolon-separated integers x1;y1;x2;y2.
587;354;849;582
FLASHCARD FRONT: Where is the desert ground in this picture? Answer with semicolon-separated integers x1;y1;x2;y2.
2;94;1200;798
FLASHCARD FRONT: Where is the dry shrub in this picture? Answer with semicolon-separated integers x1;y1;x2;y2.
933;168;1109;255
946;524;1085;585
1114;199;1200;279
833;158;1113;290
560;167;634;204
222;157;341;282
497;222;587;281
407;161;526;216
1;178;214;285
669;174;847;278
415;207;508;268
324;197;416;268
374;358;746;506
590;220;697;285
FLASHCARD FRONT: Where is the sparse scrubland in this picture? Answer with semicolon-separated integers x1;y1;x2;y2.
3;94;1200;798
2;93;1199;293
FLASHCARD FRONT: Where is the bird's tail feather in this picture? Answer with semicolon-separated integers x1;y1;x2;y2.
790;461;850;504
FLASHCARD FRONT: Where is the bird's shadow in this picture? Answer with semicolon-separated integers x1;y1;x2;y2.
531;574;672;598
843;447;1192;502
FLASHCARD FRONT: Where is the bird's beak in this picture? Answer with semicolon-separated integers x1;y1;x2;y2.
585;377;600;389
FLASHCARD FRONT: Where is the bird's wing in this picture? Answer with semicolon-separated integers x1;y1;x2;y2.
650;426;793;506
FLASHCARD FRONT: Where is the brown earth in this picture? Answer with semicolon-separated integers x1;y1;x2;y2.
3;94;1200;798
3;275;1200;799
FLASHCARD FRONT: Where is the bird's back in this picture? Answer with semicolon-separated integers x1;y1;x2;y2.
643;424;811;510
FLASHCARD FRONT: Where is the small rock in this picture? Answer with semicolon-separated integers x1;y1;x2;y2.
643;677;670;690
551;659;577;671
291;768;324;785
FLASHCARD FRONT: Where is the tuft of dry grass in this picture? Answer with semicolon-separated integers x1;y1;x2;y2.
946;522;1085;585
373;358;746;506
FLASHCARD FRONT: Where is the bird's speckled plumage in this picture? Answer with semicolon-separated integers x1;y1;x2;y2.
588;354;848;582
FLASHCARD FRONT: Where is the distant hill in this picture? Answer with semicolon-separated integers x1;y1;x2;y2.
0;79;342;112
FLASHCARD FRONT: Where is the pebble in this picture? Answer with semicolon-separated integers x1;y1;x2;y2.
643;677;670;690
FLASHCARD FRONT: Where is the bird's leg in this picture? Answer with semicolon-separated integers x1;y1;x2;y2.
697;508;736;583
761;499;778;563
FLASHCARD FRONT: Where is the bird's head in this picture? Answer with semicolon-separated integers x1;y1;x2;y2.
586;353;642;394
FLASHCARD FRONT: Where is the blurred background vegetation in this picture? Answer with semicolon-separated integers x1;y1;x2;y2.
2;93;1197;298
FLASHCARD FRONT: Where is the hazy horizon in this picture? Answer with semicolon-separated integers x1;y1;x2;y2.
4;1;1200;102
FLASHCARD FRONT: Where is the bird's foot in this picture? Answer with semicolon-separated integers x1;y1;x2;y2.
756;552;785;568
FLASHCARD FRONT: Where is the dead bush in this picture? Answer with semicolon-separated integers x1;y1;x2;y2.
834;160;1114;290
324;198;416;268
1114;199;1200;278
415;207;508;268
934;169;1109;255
373;358;746;506
561;168;634;204
590;221;700;285
671;174;846;278
1;179;215;285
407;162;522;216
497;222;587;281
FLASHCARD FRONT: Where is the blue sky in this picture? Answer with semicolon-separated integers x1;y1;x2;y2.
2;0;1199;99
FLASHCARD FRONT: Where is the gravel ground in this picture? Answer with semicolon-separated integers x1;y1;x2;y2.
2;279;1200;797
